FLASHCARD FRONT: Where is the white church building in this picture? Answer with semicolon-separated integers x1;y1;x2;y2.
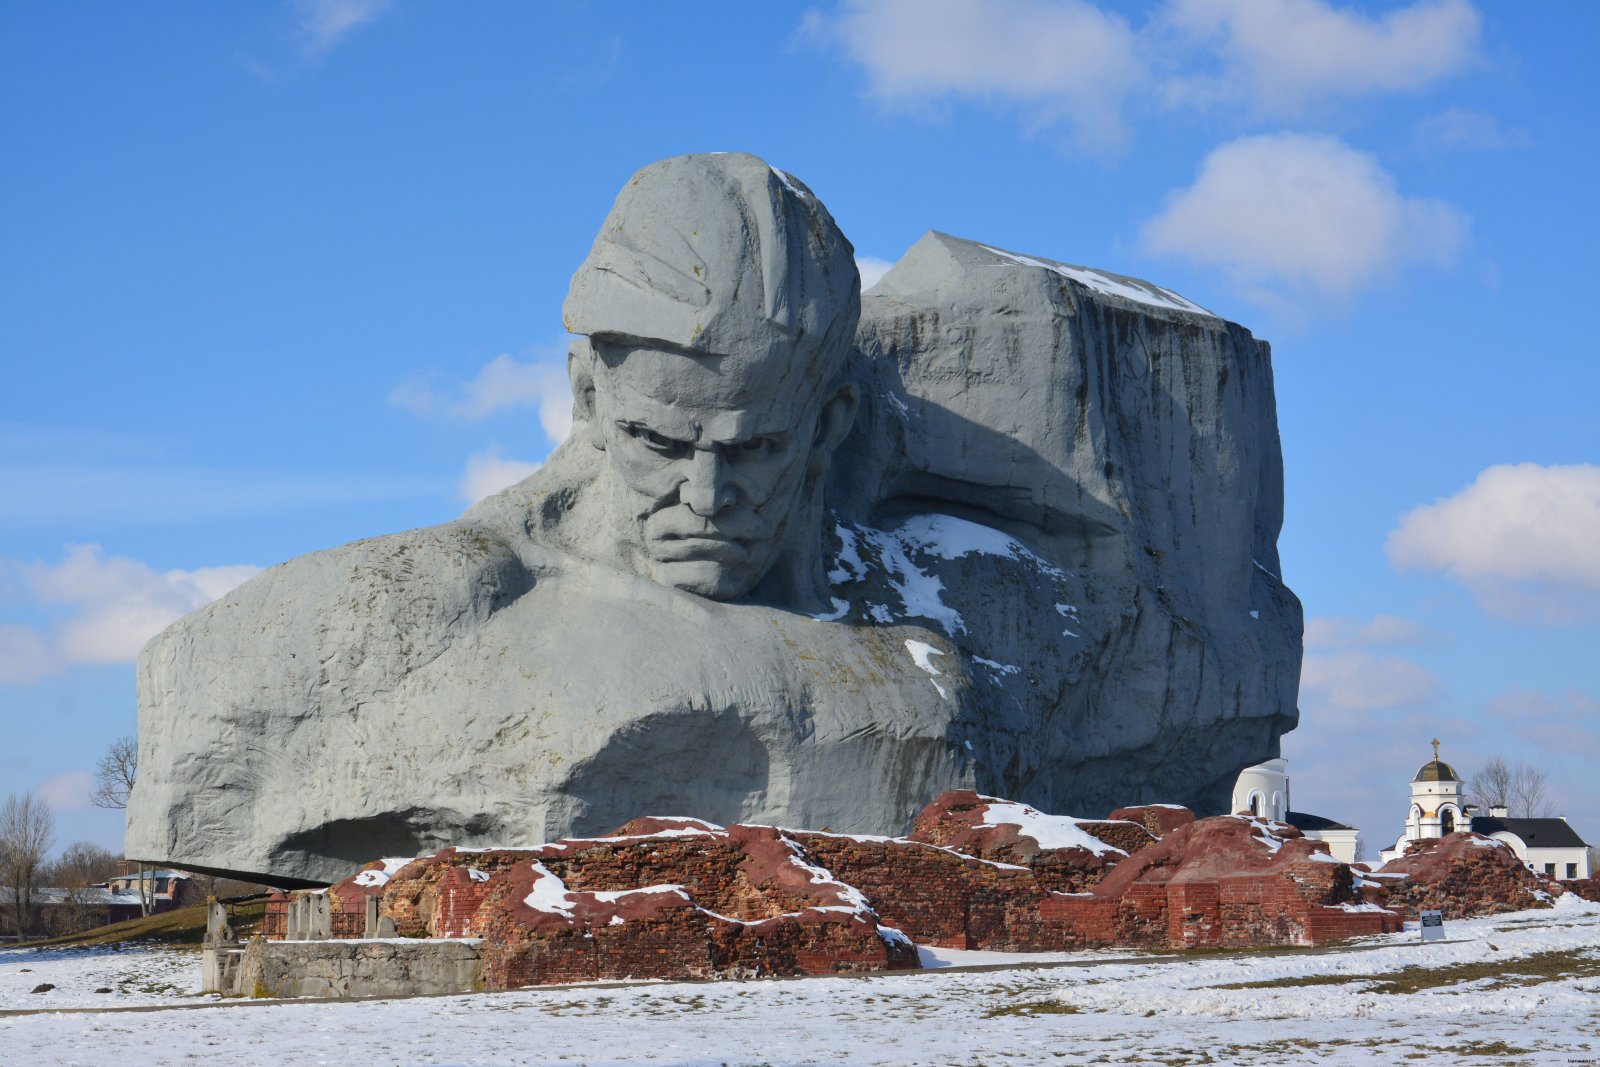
1230;757;1360;863
1377;741;1595;880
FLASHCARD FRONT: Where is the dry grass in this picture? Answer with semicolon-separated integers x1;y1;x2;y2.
22;900;266;949
983;999;1083;1018
1210;948;1600;995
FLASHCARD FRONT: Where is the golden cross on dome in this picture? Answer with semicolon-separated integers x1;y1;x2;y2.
1431;737;1441;760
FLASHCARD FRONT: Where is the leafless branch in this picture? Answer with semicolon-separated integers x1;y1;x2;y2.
91;736;138;811
1467;757;1554;818
1;793;56;941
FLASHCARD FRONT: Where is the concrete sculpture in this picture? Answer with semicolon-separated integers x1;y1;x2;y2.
128;153;1302;884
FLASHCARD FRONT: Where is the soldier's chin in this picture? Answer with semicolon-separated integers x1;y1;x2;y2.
651;558;760;600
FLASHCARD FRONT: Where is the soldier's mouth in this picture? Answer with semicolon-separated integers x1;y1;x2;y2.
650;533;753;563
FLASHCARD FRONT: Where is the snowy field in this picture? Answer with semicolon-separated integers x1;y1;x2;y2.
4;895;1598;1066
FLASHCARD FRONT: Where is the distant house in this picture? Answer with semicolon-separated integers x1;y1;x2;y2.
1;885;144;941
1472;809;1593;881
105;866;198;909
1231;758;1360;863
1378;741;1595;879
1;867;200;942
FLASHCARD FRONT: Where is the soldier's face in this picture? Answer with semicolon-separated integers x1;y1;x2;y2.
590;340;825;600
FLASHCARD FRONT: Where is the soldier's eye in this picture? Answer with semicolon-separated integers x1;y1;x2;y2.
623;424;689;455
733;435;784;456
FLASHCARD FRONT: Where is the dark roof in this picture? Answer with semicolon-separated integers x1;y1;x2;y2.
1412;758;1461;783
1471;816;1589;849
1288;811;1354;832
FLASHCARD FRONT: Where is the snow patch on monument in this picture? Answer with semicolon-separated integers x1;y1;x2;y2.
976;799;1129;857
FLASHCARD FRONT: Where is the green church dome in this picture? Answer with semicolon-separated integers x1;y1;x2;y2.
1412;758;1460;783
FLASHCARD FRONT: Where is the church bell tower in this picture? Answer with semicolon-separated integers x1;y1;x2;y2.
1381;739;1468;863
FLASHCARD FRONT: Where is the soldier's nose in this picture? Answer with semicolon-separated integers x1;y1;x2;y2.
680;449;736;517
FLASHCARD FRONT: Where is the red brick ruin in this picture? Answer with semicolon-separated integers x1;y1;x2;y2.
259;790;1564;990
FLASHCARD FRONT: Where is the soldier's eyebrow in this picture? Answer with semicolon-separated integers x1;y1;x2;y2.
622;420;789;453
709;429;789;449
618;420;691;441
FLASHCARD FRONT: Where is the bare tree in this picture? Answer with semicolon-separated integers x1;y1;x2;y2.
51;841;120;885
1467;757;1514;812
91;735;153;916
47;841;121;936
1509;765;1555;819
1468;757;1555;818
91;736;138;810
1;793;55;942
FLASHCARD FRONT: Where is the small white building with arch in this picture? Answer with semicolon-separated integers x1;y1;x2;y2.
1231;757;1360;863
1232;757;1289;822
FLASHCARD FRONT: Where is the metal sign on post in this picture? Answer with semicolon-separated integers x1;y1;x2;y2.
1419;909;1445;942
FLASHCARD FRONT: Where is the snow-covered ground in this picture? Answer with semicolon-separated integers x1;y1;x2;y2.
0;942;199;1008
4;896;1598;1065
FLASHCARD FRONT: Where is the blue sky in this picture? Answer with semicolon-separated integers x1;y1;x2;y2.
2;0;1596;861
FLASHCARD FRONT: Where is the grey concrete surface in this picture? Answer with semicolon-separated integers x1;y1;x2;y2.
226;937;482;998
128;153;1300;884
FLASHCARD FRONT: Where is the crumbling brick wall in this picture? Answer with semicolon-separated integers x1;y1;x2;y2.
905;789;1156;893
259;794;1412;988
790;832;1077;950
1376;833;1558;919
466;829;918;989
1562;877;1600;903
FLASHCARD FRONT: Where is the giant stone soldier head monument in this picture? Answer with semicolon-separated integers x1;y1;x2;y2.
128;153;1303;885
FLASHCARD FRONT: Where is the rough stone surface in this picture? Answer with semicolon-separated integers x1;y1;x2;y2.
129;153;1301;883
1375;832;1559;919
837;233;1301;819
236;935;481;999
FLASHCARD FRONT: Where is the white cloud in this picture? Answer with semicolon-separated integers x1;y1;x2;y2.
1160;0;1481;116
392;351;574;445
808;1;1481;152
460;446;541;506
1304;614;1430;651
1474;688;1600;835
1415;107;1531;152
0;624;53;685
294;0;391;53
1387;463;1600;622
1141;133;1467;305
804;0;1145;155
30;546;262;664
1286;650;1460;857
1484;689;1600;760
1299;650;1438;713
1;545;262;681
857;256;894;291
37;770;94;812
